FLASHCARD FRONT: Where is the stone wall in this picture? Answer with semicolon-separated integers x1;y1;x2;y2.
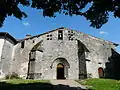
75;30;116;78
0;37;15;78
0;38;5;78
12;29;79;79
11;28;117;79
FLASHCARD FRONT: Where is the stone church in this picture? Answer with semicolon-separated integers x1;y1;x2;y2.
0;27;119;79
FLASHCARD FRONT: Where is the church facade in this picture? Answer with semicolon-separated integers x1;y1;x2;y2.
0;27;119;79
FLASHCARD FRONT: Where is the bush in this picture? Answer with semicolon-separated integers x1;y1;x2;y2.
5;72;21;79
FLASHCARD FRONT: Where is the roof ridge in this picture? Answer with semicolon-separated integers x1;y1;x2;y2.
18;27;119;46
0;32;17;44
66;28;119;46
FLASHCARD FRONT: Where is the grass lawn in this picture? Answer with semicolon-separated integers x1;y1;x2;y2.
0;79;52;90
76;78;120;90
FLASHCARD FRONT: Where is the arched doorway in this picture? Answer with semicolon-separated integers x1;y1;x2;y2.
98;67;104;78
51;58;70;79
57;63;65;79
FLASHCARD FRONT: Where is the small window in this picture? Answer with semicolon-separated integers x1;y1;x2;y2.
71;31;73;34
58;30;63;40
47;34;52;40
50;34;52;37
68;30;74;40
33;40;35;43
21;41;24;48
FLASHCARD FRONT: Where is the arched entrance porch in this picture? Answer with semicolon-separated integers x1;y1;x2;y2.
51;58;70;79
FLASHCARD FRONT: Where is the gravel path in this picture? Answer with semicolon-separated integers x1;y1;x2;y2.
50;80;87;90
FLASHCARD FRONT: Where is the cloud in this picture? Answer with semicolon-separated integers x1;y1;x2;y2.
23;22;30;26
99;31;108;35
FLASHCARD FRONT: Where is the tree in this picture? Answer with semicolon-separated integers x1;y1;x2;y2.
0;0;120;28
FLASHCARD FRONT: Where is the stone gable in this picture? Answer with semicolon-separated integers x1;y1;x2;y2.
0;27;119;79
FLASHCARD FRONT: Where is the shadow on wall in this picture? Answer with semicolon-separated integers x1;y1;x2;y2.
77;40;89;79
105;49;120;80
0;81;86;90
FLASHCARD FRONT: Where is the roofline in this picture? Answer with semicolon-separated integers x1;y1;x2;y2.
70;28;119;47
18;27;65;42
18;27;119;46
0;32;17;44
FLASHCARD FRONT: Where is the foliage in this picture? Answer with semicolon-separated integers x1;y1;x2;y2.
0;0;120;28
5;72;21;79
76;78;120;90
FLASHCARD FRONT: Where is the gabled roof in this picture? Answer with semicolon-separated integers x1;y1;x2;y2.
18;27;65;41
18;27;119;46
0;32;17;44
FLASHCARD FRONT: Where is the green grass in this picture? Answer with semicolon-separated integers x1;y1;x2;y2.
0;79;52;90
76;78;120;90
5;79;50;84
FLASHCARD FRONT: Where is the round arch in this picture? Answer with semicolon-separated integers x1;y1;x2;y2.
51;58;70;79
27;40;43;79
31;40;43;52
51;57;70;69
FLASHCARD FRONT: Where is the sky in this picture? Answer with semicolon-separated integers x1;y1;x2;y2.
0;6;120;53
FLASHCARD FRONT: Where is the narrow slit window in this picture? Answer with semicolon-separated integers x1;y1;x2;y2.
58;30;63;40
21;41;24;48
33;40;35;43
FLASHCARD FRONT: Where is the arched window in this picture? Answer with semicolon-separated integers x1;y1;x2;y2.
98;67;104;78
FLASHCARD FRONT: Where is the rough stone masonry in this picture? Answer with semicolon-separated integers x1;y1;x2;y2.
0;27;119;79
